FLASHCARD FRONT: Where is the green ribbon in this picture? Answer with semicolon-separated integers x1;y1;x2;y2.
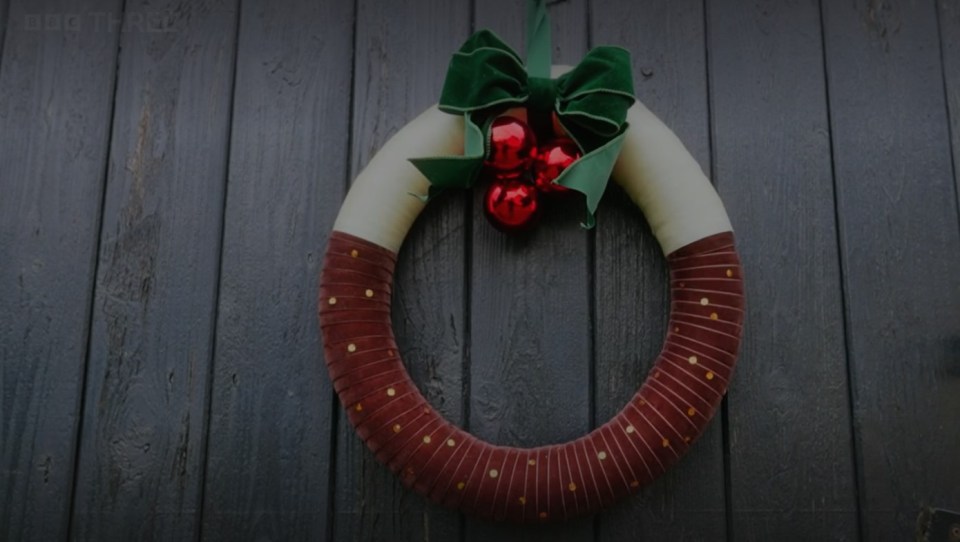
410;1;635;227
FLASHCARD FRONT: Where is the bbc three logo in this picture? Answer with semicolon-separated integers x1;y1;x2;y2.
22;11;177;33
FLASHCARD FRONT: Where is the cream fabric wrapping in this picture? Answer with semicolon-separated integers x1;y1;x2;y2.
611;102;732;253
333;105;456;251
333;99;732;255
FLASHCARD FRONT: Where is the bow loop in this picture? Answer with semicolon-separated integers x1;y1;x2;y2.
555;46;635;146
437;30;527;114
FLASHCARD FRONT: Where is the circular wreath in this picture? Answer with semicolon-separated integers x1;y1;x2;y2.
318;6;743;524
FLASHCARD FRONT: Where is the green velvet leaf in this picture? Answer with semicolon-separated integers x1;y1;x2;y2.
408;113;486;200
554;127;628;228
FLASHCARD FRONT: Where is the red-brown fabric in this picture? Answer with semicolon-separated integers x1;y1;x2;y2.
319;230;744;523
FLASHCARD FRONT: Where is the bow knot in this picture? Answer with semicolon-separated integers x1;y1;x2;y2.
526;76;557;117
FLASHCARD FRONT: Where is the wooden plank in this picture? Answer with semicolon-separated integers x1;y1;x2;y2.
822;0;960;539
328;1;469;541
0;0;8;67
68;1;239;540
0;1;123;540
590;1;729;539
708;0;861;539
939;0;960;222
198;1;353;540
465;1;594;540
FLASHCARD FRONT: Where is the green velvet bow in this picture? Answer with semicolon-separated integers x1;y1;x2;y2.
410;11;635;227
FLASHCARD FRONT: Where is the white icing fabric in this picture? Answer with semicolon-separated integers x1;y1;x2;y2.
333;97;732;255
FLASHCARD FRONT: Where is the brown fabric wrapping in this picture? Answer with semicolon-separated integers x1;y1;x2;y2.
319;230;744;523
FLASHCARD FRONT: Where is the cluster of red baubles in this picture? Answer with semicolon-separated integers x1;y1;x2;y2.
482;115;581;232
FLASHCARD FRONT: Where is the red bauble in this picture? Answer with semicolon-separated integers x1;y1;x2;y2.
533;138;581;193
483;178;540;232
485;116;537;179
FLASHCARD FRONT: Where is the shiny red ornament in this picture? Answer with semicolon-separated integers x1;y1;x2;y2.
483;178;541;232
485;116;537;179
533;138;581;193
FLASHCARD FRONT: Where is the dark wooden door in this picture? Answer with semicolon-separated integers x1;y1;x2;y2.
1;1;958;541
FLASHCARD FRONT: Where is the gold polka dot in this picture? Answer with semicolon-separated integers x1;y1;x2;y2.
489;469;498;478
687;407;696;416
700;297;709;306
350;249;359;258
679;282;685;288
365;289;374;298
518;496;527;505
726;269;733;277
625;425;635;434
597;451;607;461
710;312;718;320
393;424;401;433
422;407;431;414
684;436;691;443
673;326;680;333
706;371;715;380
347;344;356;353
422;435;431;444
457;482;466;490
539;511;548;519
688;355;698;365
446;438;456;447
328;297;337;305
661;438;670;447
639;399;646;406
528;459;536;466
354;403;363;412
568;482;577;491
630;480;640;488
386;387;396;397
654;371;661;379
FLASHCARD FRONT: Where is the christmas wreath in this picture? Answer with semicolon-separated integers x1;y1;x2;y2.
319;1;743;523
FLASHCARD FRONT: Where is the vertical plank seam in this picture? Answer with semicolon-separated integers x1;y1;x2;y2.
65;0;129;538
934;0;960;238
585;0;596;433
817;0;866;540
584;2;600;541
195;1;244;539
462;0;477;437
700;1;732;541
460;0;477;538
328;0;361;539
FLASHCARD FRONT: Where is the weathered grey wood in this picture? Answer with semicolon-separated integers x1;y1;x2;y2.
329;1;469;540
939;0;960;221
591;1;729;539
198;1;352;540
69;1;239;540
0;1;122;540
466;1;594;540
709;1;861;539
0;0;8;68
822;0;960;539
